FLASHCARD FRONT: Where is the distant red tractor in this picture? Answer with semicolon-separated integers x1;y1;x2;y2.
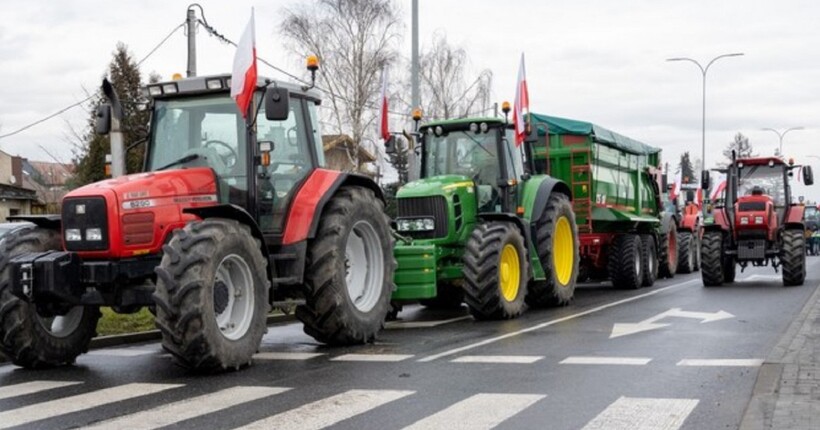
701;155;814;286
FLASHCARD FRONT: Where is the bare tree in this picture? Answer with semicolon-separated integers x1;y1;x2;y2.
721;132;756;166
280;0;402;170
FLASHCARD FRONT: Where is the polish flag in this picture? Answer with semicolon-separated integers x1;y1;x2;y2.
669;171;682;202
512;53;529;146
231;9;257;118
378;68;390;141
710;173;727;201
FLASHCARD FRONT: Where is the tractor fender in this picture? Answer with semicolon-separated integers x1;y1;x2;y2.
477;213;530;244
7;214;61;230
678;212;700;232
785;204;805;224
528;177;572;226
783;222;805;231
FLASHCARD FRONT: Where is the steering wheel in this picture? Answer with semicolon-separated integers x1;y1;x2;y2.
204;140;238;168
286;127;299;147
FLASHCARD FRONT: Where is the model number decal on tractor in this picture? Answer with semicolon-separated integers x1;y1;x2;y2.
122;199;155;210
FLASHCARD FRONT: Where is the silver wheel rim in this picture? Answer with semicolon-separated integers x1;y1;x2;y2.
36;306;84;338
345;220;385;313
215;254;255;341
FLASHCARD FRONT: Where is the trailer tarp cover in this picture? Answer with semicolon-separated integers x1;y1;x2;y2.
529;112;660;156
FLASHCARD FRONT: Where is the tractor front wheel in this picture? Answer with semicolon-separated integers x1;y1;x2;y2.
782;229;806;286
701;231;724;287
658;226;678;279
527;193;578;308
463;222;528;320
154;219;270;372
608;234;643;289
677;231;696;274
298;186;395;345
0;228;100;368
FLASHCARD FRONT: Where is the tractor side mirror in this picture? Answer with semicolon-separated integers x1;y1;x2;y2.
95;104;112;135
524;125;538;144
384;135;397;155
661;173;669;191
264;87;290;121
804;165;814;186
701;170;711;191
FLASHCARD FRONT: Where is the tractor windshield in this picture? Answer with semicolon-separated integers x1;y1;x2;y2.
737;164;787;207
805;206;819;221
424;130;499;181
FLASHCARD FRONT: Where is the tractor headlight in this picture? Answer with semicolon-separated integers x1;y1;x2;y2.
397;218;435;232
469;122;478;133
480;122;489;133
65;229;82;242
740;216;749;225
86;228;103;241
754;216;764;224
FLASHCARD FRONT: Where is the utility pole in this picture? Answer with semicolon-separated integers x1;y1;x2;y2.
186;7;197;77
408;0;420;181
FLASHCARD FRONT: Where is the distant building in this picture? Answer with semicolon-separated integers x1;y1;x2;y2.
322;134;377;177
23;160;74;214
0;149;36;220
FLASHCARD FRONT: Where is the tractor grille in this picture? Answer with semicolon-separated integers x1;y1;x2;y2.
397;196;449;239
738;239;766;260
62;197;109;251
122;212;155;246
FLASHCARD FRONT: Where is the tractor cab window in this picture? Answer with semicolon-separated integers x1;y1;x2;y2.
424;129;500;210
149;95;248;207
501;128;524;182
737;164;787;207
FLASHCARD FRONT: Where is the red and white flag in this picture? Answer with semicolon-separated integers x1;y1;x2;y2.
231;9;257;118
378;68;390;141
512;53;529;146
710;173;727;201
669;171;682;202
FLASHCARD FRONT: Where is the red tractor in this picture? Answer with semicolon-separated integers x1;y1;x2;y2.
701;155;814;286
0;63;395;371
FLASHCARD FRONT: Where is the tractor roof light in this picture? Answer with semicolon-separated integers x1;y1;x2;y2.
435;126;443;137
737;162;744;169
147;85;163;96
161;83;178;94
480;122;489;133
206;78;223;90
306;55;319;72
789;158;795;166
172;73;183;81
501;101;511;114
769;159;775;167
470;122;479;133
412;108;422;122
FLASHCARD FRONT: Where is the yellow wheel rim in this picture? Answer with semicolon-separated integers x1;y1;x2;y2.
553;216;575;286
499;244;521;302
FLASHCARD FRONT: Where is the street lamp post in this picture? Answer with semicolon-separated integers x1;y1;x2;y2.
761;127;804;157
667;53;744;215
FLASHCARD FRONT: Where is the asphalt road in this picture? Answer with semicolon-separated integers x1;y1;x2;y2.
1;258;819;430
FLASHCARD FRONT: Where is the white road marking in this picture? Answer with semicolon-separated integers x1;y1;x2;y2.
0;380;83;400
253;352;325;360
80;386;289;430
451;355;543;364
610;308;734;339
0;383;182;429
87;348;158;357
402;393;545;430
418;279;699;362
560;356;652;365
581;397;699;430
331;353;414;362
677;358;764;367
236;389;414;430
386;316;472;329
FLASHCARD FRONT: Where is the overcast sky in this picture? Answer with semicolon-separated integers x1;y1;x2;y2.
0;0;818;198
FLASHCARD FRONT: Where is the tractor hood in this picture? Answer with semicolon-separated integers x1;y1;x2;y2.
67;167;219;205
397;175;475;199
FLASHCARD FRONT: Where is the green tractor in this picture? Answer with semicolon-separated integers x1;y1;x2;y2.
389;116;579;320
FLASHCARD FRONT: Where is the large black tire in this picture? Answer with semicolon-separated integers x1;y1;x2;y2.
692;233;701;272
723;255;736;283
658;226;678;279
463;222;528;320
640;234;658;287
782;229;806;286
677;231;695;274
297;186;395;345
526;193;579;308
154;219;270;372
701;231;724;287
608;234;643;289
419;282;464;310
0;227;100;368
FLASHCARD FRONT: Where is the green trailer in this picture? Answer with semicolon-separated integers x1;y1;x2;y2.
528;113;677;288
389;117;579;320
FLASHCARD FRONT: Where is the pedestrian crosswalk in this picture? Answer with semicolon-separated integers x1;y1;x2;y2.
0;379;701;430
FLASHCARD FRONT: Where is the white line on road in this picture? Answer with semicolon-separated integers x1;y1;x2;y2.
0;383;182;430
331;353;414;362
80;386;290;430
386;316;472;329
253;352;325;360
0;380;83;400
236;389;414;430
560;356;652;365
581;396;699;430
87;348;158;357
450;355;543;364
402;393;545;430
418;279;699;362
677;359;764;367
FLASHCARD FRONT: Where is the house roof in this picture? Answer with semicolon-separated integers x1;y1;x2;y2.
322;134;377;163
25;161;74;186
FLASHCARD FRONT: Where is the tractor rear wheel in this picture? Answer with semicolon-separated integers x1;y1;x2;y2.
640;235;658;287
701;231;724;287
526;193;579;308
677;231;695;274
154;219;270;372
608;234;644;289
419;282;464;310
658;226;678;279
463;222;528;320
298;186;395;345
782;229;806;286
0;227;100;368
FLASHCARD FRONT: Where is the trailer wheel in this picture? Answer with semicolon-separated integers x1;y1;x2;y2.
677;231;696;274
701;231;724;287
640;235;658;287
298;186;395;345
463;222;528;320
154;219;269;372
782;229;806;286
608;234;643;289
0;228;100;368
527;193;579;308
420;282;464;310
658;226;678;279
